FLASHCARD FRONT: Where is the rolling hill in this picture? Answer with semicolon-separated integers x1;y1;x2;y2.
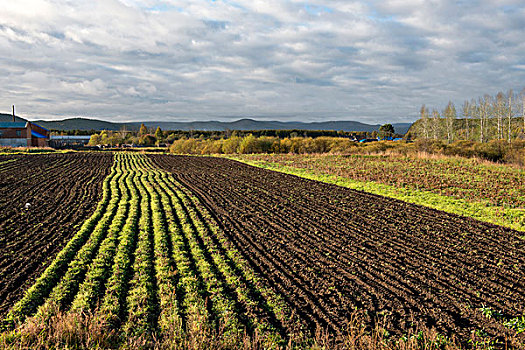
1;114;412;134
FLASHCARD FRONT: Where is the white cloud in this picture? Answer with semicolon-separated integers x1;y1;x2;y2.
0;0;524;123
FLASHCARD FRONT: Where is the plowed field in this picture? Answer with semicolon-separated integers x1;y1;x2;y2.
0;153;113;316
149;155;525;343
2;153;524;349
3;153;299;349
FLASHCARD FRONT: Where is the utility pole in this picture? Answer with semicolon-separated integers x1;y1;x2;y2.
12;105;15;122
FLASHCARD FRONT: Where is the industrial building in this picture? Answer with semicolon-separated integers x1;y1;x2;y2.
49;135;92;149
0;121;49;147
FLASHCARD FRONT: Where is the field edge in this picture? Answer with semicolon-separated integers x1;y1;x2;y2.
225;155;525;233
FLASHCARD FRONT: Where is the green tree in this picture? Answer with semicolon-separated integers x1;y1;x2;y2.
99;131;110;145
154;126;163;141
88;133;101;146
378;124;395;139
138;123;148;137
238;134;258;154
222;136;242;154
139;134;156;146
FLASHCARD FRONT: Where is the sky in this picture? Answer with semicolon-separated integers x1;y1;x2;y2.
0;0;524;124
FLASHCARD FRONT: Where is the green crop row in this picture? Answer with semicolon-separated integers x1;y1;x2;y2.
148;157;305;348
122;157;159;344
100;154;142;328
2;153;313;348
41;161;127;313
164;175;310;346
143;165;184;344
70;155;134;313
172;180;281;341
4;153;118;326
156;172;243;347
151;162;212;345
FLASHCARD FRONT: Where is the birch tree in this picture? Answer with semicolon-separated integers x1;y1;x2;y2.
420;104;430;139
462;100;470;140
522;89;525;138
479;95;491;143
444;101;456;143
495;92;505;140
431;108;441;140
507;89;513;143
478;97;484;143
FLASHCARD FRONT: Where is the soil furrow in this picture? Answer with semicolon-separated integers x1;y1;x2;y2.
149;154;525;341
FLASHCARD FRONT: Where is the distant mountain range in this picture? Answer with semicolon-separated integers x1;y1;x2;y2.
0;114;413;134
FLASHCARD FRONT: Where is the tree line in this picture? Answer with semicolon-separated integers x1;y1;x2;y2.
87;123;384;147
88;124;168;146
414;89;525;143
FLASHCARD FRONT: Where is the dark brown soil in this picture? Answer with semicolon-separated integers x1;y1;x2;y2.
0;153;113;316
149;154;525;342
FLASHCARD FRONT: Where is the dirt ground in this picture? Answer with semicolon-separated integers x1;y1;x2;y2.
150;154;525;342
0;153;113;316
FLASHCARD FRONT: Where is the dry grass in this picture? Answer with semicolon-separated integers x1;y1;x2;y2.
370;150;505;168
0;146;58;154
2;306;521;350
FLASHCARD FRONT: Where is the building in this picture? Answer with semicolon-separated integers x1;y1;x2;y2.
50;135;92;149
0;121;50;147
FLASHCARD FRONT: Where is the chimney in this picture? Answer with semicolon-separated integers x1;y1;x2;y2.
12;105;15;122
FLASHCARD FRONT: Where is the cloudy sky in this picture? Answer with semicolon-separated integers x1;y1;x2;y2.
1;0;524;123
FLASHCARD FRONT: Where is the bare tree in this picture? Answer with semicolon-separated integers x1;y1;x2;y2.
462;100;470;140
420;104;430;139
478;97;484;142
431;108;440;140
479;95;491;143
443;101;456;143
495;92;505;140
419;88;525;142
119;125;128;140
507;89;513;142
522;89;525;139
471;99;478;141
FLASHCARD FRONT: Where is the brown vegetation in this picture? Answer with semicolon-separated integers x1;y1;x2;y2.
167;134;525;166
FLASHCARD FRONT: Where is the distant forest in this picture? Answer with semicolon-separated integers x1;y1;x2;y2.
86;125;402;147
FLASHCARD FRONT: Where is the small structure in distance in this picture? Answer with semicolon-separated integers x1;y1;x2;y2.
0;105;50;147
49;135;92;149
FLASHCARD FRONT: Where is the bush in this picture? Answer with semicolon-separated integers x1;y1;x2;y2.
222;137;242;154
414;139;447;154
238;135;277;154
165;133;525;166
473;140;507;162
138;135;157;147
412;139;525;165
